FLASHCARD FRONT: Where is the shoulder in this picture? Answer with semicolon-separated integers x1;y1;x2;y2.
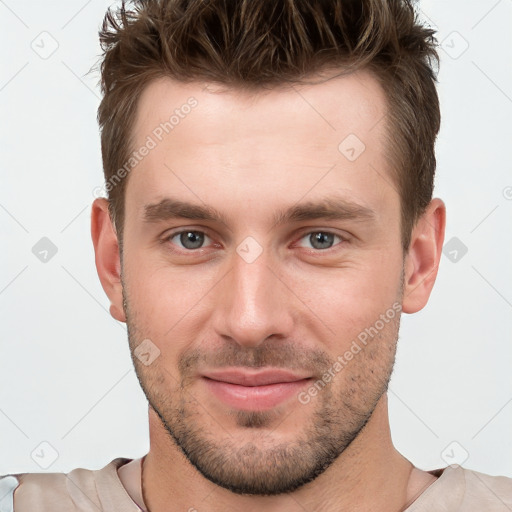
397;464;512;512
0;457;132;512
0;475;19;512
460;466;512;510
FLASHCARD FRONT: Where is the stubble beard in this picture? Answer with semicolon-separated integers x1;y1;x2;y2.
122;279;402;496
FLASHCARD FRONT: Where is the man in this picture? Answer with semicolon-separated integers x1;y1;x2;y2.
1;0;511;510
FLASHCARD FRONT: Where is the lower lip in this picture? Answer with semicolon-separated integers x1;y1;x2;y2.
202;377;311;411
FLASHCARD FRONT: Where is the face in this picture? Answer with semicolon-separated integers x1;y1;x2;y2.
121;71;406;495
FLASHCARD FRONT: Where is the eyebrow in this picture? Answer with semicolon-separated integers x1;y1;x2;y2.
142;196;376;227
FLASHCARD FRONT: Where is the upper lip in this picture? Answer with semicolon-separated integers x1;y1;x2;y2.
201;369;312;386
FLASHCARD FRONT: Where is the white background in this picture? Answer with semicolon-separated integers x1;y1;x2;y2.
1;0;511;477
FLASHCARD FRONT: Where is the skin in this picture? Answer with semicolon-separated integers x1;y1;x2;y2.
91;69;446;511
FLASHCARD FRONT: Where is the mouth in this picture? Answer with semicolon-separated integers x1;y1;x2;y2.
201;368;313;411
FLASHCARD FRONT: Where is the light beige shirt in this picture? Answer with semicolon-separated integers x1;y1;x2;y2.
2;456;512;511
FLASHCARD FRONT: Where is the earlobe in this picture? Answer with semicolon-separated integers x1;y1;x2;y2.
401;198;446;314
90;198;126;323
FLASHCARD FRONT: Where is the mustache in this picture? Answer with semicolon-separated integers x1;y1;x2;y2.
178;340;333;376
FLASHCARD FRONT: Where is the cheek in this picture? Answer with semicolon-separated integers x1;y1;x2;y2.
123;257;215;355
285;254;402;349
125;250;196;312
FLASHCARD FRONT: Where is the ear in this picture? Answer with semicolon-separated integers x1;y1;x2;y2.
90;198;126;322
402;198;446;314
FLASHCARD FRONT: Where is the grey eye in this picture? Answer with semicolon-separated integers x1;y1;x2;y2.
173;231;210;250
299;232;341;250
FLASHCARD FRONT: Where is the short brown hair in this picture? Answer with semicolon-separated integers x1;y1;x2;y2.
96;0;440;252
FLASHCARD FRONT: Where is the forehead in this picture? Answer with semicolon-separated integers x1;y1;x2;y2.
133;70;386;152
125;70;395;226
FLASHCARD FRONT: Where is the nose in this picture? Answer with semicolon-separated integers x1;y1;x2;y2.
211;243;294;348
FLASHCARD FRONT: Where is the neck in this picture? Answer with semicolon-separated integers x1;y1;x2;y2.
142;394;428;512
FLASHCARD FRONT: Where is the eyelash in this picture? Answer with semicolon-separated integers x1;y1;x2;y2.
161;229;348;253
